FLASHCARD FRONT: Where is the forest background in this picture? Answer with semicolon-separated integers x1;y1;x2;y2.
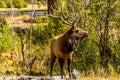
0;0;120;79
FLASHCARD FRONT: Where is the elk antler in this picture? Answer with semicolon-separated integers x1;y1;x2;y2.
48;1;81;26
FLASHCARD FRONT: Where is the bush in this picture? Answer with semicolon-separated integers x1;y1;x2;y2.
5;0;13;8
32;16;69;45
0;16;14;52
13;0;26;8
0;0;5;8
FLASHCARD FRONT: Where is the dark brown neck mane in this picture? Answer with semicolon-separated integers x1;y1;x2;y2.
60;30;78;53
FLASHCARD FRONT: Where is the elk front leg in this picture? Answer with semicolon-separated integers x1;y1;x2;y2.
58;58;65;79
50;53;56;78
68;58;72;78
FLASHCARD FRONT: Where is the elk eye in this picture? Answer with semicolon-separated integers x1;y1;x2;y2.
75;30;79;33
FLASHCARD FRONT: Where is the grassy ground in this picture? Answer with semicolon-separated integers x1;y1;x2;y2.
80;76;120;80
79;73;120;80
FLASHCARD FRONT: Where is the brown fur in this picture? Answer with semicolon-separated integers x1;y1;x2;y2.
50;25;88;79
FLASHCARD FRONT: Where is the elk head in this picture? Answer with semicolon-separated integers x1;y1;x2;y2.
68;24;88;51
69;24;88;39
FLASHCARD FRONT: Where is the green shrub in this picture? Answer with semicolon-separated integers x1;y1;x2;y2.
0;0;5;8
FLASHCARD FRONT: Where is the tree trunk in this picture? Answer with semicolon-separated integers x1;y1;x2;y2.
20;37;25;62
47;0;58;14
99;0;113;68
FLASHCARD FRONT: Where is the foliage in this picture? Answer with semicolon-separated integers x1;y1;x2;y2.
88;0;120;72
0;16;14;52
1;0;46;8
13;0;26;8
5;0;13;8
32;16;69;45
24;0;32;4
0;0;5;8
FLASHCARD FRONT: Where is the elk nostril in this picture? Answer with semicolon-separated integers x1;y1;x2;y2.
85;32;88;36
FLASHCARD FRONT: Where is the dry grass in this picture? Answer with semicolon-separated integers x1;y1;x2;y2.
80;76;120;80
0;7;47;11
79;72;120;80
5;15;31;28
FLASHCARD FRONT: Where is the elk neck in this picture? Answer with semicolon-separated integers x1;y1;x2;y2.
60;32;75;54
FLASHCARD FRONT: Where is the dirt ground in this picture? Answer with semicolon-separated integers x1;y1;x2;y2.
5;15;31;28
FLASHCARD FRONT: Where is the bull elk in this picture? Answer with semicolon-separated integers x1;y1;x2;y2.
50;24;88;79
49;3;88;79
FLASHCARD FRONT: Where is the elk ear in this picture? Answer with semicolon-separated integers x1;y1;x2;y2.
69;24;76;32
